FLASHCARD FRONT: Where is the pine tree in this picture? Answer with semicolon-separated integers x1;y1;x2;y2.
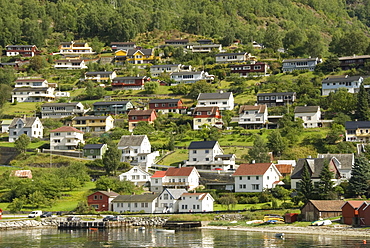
356;84;370;121
102;144;122;176
349;156;370;197
299;164;313;203
317;160;335;200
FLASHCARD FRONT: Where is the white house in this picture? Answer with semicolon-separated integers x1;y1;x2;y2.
178;192;214;213
59;41;94;55
12;78;56;103
170;71;214;84
1;119;13;133
111;193;160;213
84;71;117;82
321;75;363;96
118;166;152;186
55;91;70;98
233;163;282;193
8;117;43;142
282;57;322;72
150;167;200;193
117;135;159;171
184;140;236;171
49;126;84;150
41;102;87;119
190;44;222;53
291;157;341;189
215;52;251;63
155;188;188;213
294;106;321;128
54;59;88;69
150;64;191;77
238;105;268;129
196;91;234;110
317;153;355;180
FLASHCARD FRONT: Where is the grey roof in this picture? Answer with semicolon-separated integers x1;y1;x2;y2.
345;121;370;129
6;45;35;48
171;71;202;75
339;55;370;61
283;58;319;63
13;87;49;92
118;135;146;147
9;117;38;129
257;92;296;97
317;154;354;170
322;76;362;83
192;44;221;48
93;101;130;106
83;144;105;150
90;190;119;197
113;76;146;80
215;154;234;159
188;141;217;149
127;49;152;56
112;193;159;203
151;64;180;68
42;102;80;107
215;52;247;56
73;116;109;120
291;158;331;179
294;106;320;113
162;189;188;199
149;99;181;104
197;92;232;100
85;71;114;75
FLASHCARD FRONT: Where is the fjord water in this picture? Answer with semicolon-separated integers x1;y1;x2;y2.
0;228;365;247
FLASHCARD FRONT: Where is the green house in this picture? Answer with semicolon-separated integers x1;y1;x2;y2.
83;144;108;159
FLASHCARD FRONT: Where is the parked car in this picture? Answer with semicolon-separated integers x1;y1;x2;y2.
41;212;53;218
28;210;43;218
67;216;81;222
103;216;123;221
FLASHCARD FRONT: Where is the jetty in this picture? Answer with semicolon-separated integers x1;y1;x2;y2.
58;221;133;229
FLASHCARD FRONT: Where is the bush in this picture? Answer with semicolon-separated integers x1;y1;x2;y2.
244;196;259;204
31;138;40;143
281;202;294;209
258;192;271;203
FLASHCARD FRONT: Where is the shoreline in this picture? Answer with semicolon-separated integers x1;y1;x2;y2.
201;225;370;237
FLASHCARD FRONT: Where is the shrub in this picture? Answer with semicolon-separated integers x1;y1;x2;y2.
281;202;294;209
245;196;259;204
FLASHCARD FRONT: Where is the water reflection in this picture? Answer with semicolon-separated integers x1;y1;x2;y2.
0;227;367;247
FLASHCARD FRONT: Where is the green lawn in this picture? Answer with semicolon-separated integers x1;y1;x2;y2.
2;102;39;117
159;149;188;166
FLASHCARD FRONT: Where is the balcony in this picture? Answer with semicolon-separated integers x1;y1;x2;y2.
162;182;189;187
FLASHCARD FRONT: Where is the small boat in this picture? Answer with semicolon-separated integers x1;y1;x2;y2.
156;229;175;233
89;227;98;231
138;227;146;231
275;233;284;238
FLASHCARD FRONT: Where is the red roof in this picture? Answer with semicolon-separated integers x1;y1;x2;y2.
275;164;292;174
343;201;366;209
233;163;273;176
166;167;195;177
151;171;166;178
49;126;84;133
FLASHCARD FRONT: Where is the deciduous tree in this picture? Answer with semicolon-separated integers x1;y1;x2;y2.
102;145;122;176
14;134;30;153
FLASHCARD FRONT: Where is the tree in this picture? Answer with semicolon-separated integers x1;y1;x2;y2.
28;56;48;72
8;196;26;213
14;134;31;153
245;135;270;163
298;164;313;203
325;123;345;144
188;80;216;99
133;121;155;135
349;156;370;197
28;190;47;208
102;144;122;176
267;130;287;157
144;81;159;94
356;84;370;121
263;23;282;51
316;160;335;200
218;194;237;210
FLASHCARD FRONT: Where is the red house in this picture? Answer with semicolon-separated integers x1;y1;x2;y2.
128;109;157;132
6;45;40;57
358;201;370;226
230;62;270;77
149;99;187;114
112;76;150;91
87;191;119;211
341;200;365;225
192;106;223;130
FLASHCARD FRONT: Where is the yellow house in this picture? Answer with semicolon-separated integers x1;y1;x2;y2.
72;116;114;132
115;49;159;64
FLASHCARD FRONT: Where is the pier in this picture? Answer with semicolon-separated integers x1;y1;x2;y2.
58;221;133;229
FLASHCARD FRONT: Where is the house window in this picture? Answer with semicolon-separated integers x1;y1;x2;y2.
94;195;98;200
91;204;99;209
239;176;242;180
256;176;259;180
205;150;209;154
247;176;250;180
164;194;169;200
193;158;197;161
155;179;159;184
252;184;259;190
239;184;246;189
134;203;138;208
182;205;188;209
193;150;197;154
267;176;269;180
99;195;103;200
205;158;209;161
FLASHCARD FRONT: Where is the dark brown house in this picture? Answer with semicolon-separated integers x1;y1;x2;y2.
301;200;344;222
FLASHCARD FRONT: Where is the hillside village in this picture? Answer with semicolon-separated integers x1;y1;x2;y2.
2;1;370;223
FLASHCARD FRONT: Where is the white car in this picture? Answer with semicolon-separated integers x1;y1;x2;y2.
28;210;43;218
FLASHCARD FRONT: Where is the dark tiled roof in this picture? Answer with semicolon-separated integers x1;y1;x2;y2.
188;141;217;149
83;144;105;149
197;92;232;100
113;76;146;80
151;64;180;68
118;135;146;147
215;52;247;56
317;154;354;170
291;158;330;179
283;58;319;63
9;117;39;129
13;87;49;92
193;107;219;115
321;76;362;83
345;121;370;129
85;71;114;75
257;92;296;97
239;105;267;114
42;102;81;107
73;116;109;120
127;49;153;56
149;99;181;104
294;106;320;113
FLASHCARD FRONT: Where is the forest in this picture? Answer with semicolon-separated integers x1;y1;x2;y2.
0;0;369;58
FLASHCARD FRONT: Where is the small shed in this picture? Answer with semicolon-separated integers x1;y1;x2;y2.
357;202;370;226
285;213;298;223
341;201;365;225
301;200;344;222
11;170;32;179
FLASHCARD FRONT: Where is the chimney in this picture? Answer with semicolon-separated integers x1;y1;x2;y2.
107;188;110;192
307;155;311;159
252;160;256;164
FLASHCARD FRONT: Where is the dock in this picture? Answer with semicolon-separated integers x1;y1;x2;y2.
162;221;202;229
58;221;133;229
